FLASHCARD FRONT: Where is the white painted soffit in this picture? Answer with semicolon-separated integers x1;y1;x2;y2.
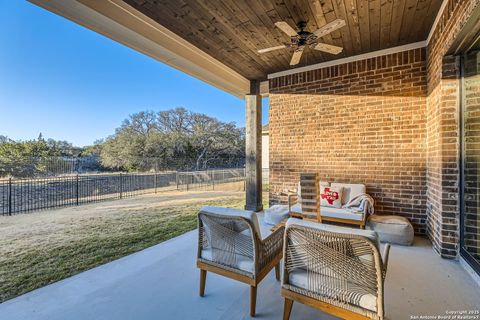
28;0;251;99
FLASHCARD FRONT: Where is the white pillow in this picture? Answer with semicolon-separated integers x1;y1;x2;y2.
320;186;343;208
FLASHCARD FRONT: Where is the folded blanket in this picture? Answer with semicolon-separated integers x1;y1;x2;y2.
342;193;375;215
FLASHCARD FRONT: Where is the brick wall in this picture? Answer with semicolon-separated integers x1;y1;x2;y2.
426;0;480;258
268;0;480;259
269;48;428;234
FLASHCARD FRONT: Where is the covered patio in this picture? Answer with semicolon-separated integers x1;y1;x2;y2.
9;0;480;318
1;231;478;320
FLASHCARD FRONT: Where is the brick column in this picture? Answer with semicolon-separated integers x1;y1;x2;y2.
245;81;263;212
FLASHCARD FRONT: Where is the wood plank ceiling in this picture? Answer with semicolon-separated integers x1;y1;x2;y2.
123;0;442;80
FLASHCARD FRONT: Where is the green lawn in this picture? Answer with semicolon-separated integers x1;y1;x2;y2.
0;190;268;302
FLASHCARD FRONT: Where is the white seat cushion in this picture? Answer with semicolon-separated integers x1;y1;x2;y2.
291;203;302;214
321;207;364;221
288;269;377;312
255;211;273;240
201;248;253;273
290;205;364;221
264;205;290;226
331;183;366;205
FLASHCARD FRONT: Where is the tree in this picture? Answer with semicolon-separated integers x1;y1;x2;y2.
0;136;57;177
0;135;87;177
100;107;245;171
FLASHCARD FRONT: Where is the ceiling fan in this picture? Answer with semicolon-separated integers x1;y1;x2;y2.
258;19;346;65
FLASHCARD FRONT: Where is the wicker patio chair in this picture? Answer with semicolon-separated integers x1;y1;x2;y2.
282;218;390;320
197;206;284;317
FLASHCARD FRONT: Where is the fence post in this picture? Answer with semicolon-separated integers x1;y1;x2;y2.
76;175;79;206
8;178;12;216
154;173;157;194
176;172;179;190
243;168;246;191
186;173;189;191
212;170;215;190
119;173;123;199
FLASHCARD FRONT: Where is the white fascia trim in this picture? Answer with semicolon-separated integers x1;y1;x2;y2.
28;0;250;98
267;41;426;79
426;0;449;45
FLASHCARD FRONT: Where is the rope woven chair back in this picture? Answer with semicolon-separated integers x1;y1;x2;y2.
198;211;260;277
283;224;384;319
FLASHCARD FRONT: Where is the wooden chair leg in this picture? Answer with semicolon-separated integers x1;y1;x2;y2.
250;285;257;317
283;298;293;320
275;263;280;281
199;269;207;297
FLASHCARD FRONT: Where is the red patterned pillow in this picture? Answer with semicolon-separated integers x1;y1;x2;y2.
320;186;343;208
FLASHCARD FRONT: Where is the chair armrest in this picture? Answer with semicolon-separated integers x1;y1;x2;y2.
288;194;298;211
382;243;391;278
258;225;285;273
279;190;298;212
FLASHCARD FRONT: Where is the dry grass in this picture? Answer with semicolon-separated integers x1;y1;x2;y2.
0;189;268;302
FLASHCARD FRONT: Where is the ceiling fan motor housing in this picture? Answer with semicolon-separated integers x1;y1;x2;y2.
290;21;317;47
258;18;345;64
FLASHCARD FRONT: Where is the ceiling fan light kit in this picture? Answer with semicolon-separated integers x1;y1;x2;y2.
258;19;346;66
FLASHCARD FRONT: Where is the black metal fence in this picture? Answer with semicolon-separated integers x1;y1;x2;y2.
0;168;245;215
0;156;105;178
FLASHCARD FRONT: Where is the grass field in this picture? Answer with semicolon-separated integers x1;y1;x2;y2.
0;189;268;302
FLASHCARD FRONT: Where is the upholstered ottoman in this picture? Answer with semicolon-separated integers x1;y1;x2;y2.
264;205;290;225
367;215;414;245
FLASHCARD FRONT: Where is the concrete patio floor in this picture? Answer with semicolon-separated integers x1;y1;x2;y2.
0;230;479;320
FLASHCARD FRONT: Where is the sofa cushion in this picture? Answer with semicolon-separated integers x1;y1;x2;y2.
331;183;366;205
291;203;302;214
255;211;274;240
321;207;364;221
320;185;343;208
291;205;364;221
264;205;290;226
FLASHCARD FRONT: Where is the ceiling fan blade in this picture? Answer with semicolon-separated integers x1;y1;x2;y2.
313;19;346;38
290;47;305;65
275;21;298;37
258;45;287;54
314;43;343;55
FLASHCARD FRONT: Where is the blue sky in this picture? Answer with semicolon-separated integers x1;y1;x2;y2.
0;1;268;147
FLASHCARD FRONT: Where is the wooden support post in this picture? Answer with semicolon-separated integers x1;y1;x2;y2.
245;80;263;212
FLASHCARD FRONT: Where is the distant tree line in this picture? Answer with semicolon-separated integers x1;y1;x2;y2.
99;108;245;171
0;134;97;177
0;108;246;177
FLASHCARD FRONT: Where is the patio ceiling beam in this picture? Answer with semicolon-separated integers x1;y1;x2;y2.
28;0;250;98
